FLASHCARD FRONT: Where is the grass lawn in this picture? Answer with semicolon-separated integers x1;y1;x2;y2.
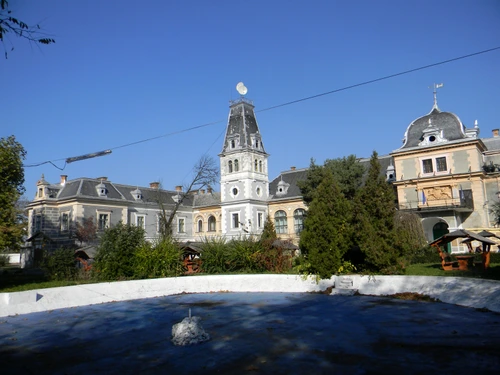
405;262;500;280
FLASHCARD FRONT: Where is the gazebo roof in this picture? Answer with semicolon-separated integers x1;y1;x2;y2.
429;229;497;247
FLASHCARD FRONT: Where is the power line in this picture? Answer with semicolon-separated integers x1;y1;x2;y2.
23;46;500;169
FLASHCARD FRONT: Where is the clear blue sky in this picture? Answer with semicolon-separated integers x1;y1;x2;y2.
3;0;500;198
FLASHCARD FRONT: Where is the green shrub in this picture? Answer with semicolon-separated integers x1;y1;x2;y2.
227;236;262;273
134;238;184;278
0;253;9;267
256;239;293;273
93;222;146;280
406;245;441;265
41;248;77;280
199;237;230;273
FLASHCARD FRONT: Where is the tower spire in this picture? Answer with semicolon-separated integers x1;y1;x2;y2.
430;83;444;110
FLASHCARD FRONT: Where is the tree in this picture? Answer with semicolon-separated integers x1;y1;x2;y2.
74;217;97;246
299;169;353;279
298;155;365;206
0;0;55;58
93;222;146;280
354;151;401;273
157;155;219;239
260;215;277;242
0;135;26;252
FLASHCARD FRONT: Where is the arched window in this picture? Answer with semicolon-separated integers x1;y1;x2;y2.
294;209;305;234
255;140;259;149
234;159;239;172
259;160;263;172
228;160;233;173
197;219;203;233
274;210;288;234
208;215;216;232
231;139;235;148
254;159;258;171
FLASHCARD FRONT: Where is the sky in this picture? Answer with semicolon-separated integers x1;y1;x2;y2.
2;0;500;198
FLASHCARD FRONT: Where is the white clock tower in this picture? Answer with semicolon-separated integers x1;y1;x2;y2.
219;83;269;237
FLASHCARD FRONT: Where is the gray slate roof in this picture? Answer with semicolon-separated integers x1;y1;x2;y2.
269;168;308;200
399;107;467;149
221;98;267;154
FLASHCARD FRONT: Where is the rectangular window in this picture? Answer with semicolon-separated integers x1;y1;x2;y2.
232;213;239;228
178;218;185;233
436;157;447;172
157;215;165;233
34;215;42;232
98;214;109;231
136;215;145;229
422;159;433;174
258;212;263;228
61;213;69;231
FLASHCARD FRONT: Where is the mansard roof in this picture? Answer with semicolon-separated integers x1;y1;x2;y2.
34;177;194;207
269;168;308;201
220;98;268;155
398;106;470;150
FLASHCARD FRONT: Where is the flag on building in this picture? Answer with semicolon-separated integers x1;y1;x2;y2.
422;191;427;205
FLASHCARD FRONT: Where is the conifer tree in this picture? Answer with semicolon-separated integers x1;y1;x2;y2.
260;215;277;242
299;169;352;278
354;151;402;273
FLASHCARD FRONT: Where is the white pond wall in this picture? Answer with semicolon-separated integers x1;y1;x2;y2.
1;274;499;317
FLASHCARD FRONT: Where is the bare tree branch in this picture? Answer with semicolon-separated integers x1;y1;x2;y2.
157;155;219;239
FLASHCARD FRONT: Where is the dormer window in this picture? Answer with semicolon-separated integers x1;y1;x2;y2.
38;188;43;198
131;188;142;201
231;139;235;148
96;181;107;197
276;179;290;196
419;118;447;146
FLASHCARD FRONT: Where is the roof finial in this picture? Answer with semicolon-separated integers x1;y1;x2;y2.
430;83;444;110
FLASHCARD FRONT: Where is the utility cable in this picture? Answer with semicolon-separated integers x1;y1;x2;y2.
23;46;500;168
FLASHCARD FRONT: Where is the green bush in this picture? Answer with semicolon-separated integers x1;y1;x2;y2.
0;253;9;267
93;222;146;280
255;239;293;273
406;245;441;265
134;238;184;278
227;237;262;273
41;248;77;280
199;237;230;273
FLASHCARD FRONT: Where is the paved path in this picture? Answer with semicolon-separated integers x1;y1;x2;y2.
1;292;499;374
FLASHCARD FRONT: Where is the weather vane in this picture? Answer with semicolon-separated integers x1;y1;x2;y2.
429;83;444;109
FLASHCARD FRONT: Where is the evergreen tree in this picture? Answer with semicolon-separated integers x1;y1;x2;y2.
299;169;352;279
354;151;401;273
260;215;277;242
298;155;365;205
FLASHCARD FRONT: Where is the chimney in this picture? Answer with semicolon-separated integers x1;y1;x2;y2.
149;182;159;189
493;129;499;137
290;166;296;171
97;176;108;181
60;175;68;185
175;185;183;192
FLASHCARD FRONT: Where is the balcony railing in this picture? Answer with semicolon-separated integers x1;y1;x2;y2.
398;189;474;212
